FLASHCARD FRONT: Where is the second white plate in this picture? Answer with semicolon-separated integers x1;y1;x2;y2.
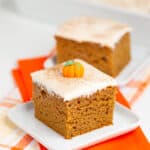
44;45;150;85
8;102;139;150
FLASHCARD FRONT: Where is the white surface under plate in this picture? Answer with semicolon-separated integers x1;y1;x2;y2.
8;102;139;150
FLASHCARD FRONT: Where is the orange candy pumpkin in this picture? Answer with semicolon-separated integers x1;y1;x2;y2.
63;60;84;78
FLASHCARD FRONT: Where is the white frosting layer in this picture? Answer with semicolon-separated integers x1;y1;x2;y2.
55;16;131;48
31;59;117;101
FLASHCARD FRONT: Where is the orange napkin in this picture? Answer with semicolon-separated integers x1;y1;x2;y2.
12;56;150;150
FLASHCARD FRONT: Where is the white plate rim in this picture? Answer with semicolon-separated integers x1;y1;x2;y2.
7;101;140;150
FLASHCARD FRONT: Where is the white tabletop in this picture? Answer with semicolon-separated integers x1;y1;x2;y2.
0;8;56;99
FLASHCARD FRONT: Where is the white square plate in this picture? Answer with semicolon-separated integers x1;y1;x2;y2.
8;102;139;150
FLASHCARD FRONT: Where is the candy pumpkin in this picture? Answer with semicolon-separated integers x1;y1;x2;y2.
63;60;84;78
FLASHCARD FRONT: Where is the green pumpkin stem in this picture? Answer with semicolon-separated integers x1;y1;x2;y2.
64;60;75;66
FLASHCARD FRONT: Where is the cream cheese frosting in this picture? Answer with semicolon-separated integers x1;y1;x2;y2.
55;16;131;49
31;59;117;101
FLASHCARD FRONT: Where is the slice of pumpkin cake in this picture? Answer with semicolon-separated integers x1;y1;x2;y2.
55;16;131;77
31;59;117;139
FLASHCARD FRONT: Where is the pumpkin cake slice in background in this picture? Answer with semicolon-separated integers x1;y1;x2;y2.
31;59;117;139
55;16;131;77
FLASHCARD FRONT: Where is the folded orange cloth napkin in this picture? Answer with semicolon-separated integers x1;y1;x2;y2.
11;55;150;150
